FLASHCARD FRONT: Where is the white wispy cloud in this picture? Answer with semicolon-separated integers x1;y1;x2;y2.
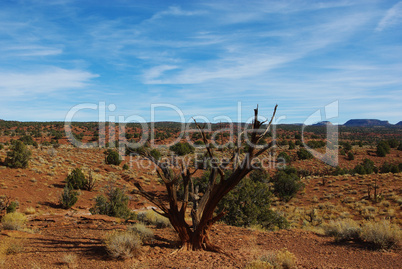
375;1;402;31
0;67;99;97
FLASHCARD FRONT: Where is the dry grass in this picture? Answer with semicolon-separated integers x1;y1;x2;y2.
104;231;142;259
128;223;154;242
138;210;171;228
0;237;24;255
246;248;297;269
360;220;401;249
62;253;78;269
323;219;361;242
1;212;27;230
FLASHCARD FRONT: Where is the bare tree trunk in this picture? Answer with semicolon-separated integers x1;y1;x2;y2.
128;105;278;252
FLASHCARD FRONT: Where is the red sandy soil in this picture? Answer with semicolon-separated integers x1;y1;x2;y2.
0;144;401;268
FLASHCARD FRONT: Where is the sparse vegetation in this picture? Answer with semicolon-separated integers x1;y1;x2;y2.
104;230;142;259
105;150;122;165
1;212;27;230
60;186;79;209
4;140;31;168
90;184;134;219
65;168;88;190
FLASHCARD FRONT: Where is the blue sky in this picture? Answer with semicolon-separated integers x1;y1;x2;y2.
0;0;401;124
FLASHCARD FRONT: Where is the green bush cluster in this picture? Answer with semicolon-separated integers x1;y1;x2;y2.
59;186;79;209
105;150;121;165
296;148;313;160
169;142;194;156
66;168;88;190
277;152;291;165
272;168;304;202
4;141;31;168
307;140;326;148
376;141;390;157
353;159;377;175
218;177;289;230
90;185;134;220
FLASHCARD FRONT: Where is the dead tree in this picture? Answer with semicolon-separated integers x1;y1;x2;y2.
128;105;278;252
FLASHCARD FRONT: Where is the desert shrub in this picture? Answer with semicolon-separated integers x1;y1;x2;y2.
218;177;289;230
249;168;270;183
90;185;134;219
379;162;399;173
105;150;121;165
376;141;390;157
65;168;87;190
137;210;171;228
128;223;154;242
332;167;350;176
6;201;19;213
59;186;79;209
0;144;3;150
347;152;354;161
149;149;161;160
386;138;399;148
18;135;38;147
342;142;352;151
104;231;142;259
360;220;401;249
353;159;377;175
288;141;295;150
1;212;27;230
277;152;291;165
323;219;361;242
296;148;313;160
4;140;31;168
122;163;129;170
169;142;194;156
398;142;402;151
256;248;297;269
84;171;96;191
307;140;325;149
272;170;304;202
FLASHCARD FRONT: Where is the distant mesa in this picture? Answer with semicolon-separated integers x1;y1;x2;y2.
396;121;402;126
312;121;333;126
343;119;391;127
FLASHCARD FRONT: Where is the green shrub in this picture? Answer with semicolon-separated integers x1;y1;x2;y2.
4;141;31;168
360;220;401;249
379;162;399;173
6;201;19;213
323;219;361;242
65;168;87;190
149;149;161;160
0;144;3;150
307;140;326;149
386;139;399;148
1;212;27;230
277;152;291;165
104;231;141;259
90;185;134;219
347;152;354;161
105;150;121;165
128;223;154;242
218;177;289;230
122;163;129;170
273;170;304;202
376;141;390;157
353;159;377;175
59;186;79;209
398;142;402;151
288;141;295;150
169;142;194;156
296;148;313;160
